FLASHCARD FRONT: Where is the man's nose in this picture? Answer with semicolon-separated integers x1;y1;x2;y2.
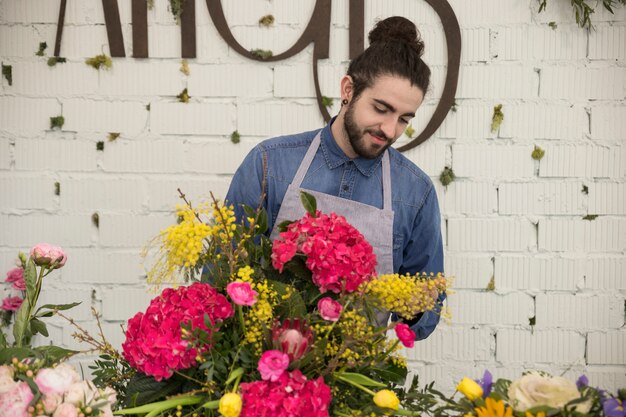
380;116;397;141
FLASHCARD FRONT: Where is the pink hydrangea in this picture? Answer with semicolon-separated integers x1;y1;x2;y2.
394;323;416;348
5;268;25;291
226;281;258;306
317;297;342;322
122;283;234;381
240;370;331;417
272;211;377;294
258;350;290;382
1;296;23;311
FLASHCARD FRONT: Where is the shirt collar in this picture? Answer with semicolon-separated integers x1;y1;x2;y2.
319;118;384;177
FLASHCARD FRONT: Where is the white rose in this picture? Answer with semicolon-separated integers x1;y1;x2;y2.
508;372;591;413
0;365;16;394
64;381;97;406
35;364;80;396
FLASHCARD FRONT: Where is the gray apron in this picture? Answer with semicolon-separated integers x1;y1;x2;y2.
269;132;395;326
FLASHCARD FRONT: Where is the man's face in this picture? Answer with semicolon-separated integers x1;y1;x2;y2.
343;75;424;159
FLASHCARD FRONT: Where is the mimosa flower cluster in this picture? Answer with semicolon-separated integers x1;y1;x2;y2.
122;283;234;381
271;211;377;293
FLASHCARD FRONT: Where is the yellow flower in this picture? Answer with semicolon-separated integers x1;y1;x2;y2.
475;398;513;417
456;377;483;401
218;392;242;417
373;389;400;411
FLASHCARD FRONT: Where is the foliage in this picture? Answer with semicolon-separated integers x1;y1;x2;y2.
537;0;626;29
322;96;334;108
583;214;599;220
50;115;64;130
85;54;112;70
531;145;545;160
177;87;190;103
36;42;47;56
259;14;275;27
251;49;273;60
169;0;183;23
108;132;120;141
96;141;104;151
47;57;66;66
405;124;416;138
231;130;241;144
440;167;455;186
2;64;12;85
491;104;504;133
180;58;190;76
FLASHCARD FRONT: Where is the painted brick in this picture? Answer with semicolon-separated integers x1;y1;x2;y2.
0;175;55;210
364;0;445;27
447;292;534;325
146;24;183;59
540;67;625;100
592;4;626;23
102;140;184;173
589;26;626;60
444;255;493;289
145;177;232;211
38;287;95;321
185;140;255;175
539;218;626;252
14;138;97;172
194;24;232;63
187;64;273;97
401;139;447;178
328;27;350;62
100;287;154;321
585;257;625;290
98;61;184;97
405;327;492;362
60;177;146;211
229;25;312;56
274;63;346;99
590;106;626;141
60;249;145;285
0;214;93;247
56;25;118;58
0;0;59;23
0;139;10;170
496;330;586;365
536;294;624;329
438;105;495;140
495;26;587;61
583;368;626;394
588;182;626;215
588;331;626;365
10;62;99;96
221;0;316;26
0;25;56;58
99;213;174;247
0;97;61;134
63;100;148;135
453;145;535;179
460;28;490;62
444;181;497;215
150;102;235;135
495;256;583;291
499;182;585;215
457;65;536;99
447;0;532;25
448;218;536;251
539;145;624;178
499;104;588;140
237;101;323;137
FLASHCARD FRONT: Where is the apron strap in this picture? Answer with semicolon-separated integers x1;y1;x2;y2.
292;130;392;210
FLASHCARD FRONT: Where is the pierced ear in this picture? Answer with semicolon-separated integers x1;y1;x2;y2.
340;75;354;102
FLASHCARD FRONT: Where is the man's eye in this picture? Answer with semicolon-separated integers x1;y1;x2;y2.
374;107;385;113
400;119;410;124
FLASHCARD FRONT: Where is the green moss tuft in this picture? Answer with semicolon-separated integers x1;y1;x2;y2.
581;185;589;194
177;88;190;103
529;316;536;326
180;59;190;76
50;116;64;130
169;0;183;23
36;42;48;56
582;214;598;221
96;141;105;151
230;130;241;144
47;57;66;67
404;125;415;138
531;145;545;161
486;276;495;291
258;15;275;27
108;132;120;142
548;21;558;30
146;103;151;111
1;65;12;86
450;99;458;113
321;96;334;108
54;182;60;196
250;49;273;60
92;213;100;228
85;54;112;70
491;104;503;133
440;167;455;186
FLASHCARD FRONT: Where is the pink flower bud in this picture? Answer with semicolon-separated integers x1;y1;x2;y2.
226;281;258;306
30;244;66;269
317;297;342;322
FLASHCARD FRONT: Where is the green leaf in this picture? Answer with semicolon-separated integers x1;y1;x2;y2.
270;280;306;317
256;208;268;234
125;372;185;406
13;297;33;347
30;318;48;337
243;205;256;219
370;363;408;385
34;345;78;364
225;367;244;385
300;191;317;216
0;347;39;363
0;330;7;349
24;260;37;304
277;220;293;233
337;371;387;388
35;302;81;316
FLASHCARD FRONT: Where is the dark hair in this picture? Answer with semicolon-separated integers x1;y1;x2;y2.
347;16;431;100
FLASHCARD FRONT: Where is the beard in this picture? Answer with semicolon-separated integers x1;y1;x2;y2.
343;101;391;160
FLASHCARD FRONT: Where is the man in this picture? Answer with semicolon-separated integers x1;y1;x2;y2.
225;16;444;340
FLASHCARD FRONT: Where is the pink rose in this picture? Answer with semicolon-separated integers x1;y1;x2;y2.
30;243;66;269
394;323;416;348
226;281;258;306
52;403;78;417
317;297;342;322
5;268;25;291
0;381;34;417
1;296;23;311
34;364;80;396
258;350;290;382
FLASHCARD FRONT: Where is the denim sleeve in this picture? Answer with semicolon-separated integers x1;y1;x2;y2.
225;145;267;223
398;185;445;341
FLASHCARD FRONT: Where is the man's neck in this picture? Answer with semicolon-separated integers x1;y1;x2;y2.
330;113;358;159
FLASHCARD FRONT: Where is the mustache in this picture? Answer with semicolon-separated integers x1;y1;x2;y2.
366;130;391;143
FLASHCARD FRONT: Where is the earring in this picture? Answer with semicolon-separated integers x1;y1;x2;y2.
341;98;348;106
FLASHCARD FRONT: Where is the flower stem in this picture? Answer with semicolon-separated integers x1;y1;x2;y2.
335;375;376;396
114;396;204;416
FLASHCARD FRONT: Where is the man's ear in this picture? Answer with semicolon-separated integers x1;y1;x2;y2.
340;75;354;103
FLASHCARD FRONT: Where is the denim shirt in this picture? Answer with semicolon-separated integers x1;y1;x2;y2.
225;121;444;340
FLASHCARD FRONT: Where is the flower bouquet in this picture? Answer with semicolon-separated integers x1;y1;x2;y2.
106;191;449;416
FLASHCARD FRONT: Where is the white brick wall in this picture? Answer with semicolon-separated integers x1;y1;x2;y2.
1;0;624;394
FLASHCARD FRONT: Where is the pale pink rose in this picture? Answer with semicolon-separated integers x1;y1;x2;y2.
42;394;61;414
1;296;23;311
257;350;290;382
30;243;67;269
0;365;16;394
52;403;78;417
226;281;258;306
0;381;34;417
317;297;342;322
34;364;80;396
394;323;416;348
64;381;97;406
5;268;25;291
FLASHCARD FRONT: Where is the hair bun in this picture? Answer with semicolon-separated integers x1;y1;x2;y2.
368;16;424;56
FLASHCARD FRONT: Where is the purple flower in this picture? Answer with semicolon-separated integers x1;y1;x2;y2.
474;370;492;398
603;398;626;417
576;374;589;389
